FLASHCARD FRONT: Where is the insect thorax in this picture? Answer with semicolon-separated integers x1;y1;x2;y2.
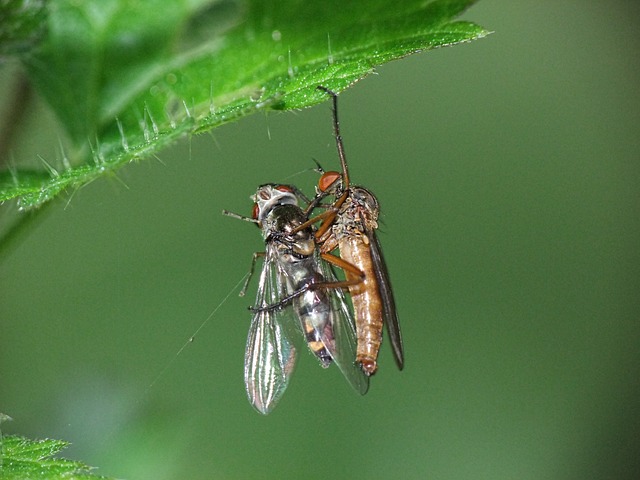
332;187;380;238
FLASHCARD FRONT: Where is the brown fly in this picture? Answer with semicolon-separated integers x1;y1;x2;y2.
308;86;404;376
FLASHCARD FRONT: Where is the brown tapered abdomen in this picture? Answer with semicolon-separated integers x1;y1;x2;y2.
339;235;383;376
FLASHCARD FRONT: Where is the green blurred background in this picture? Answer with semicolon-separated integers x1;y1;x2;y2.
2;1;639;479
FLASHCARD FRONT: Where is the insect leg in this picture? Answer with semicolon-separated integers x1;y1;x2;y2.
303;189;332;216
249;284;311;313
222;209;259;224
316;86;350;193
313;86;353;238
240;251;266;297
291;206;338;235
250;254;363;313
320;252;364;281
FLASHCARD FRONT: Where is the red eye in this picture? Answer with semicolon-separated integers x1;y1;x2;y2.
251;203;259;220
275;185;294;192
318;171;341;192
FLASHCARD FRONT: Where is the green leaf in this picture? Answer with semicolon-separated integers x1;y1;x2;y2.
0;0;489;210
0;435;113;479
0;0;47;57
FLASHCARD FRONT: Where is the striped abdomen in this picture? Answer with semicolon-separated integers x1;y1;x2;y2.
282;258;334;367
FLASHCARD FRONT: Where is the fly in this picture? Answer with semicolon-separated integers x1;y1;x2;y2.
224;184;368;414
310;86;404;376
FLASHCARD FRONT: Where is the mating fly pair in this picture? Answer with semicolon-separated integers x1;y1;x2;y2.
224;87;403;414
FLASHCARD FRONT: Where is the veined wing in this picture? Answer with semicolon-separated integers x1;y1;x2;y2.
368;229;404;370
319;254;370;395
244;247;297;414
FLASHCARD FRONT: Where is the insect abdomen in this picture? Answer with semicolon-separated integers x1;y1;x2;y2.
339;235;383;376
286;263;334;367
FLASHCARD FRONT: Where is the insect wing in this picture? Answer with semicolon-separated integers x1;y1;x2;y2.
244;249;297;414
368;230;404;370
319;256;370;395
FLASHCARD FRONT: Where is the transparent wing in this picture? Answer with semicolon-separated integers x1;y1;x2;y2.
369;230;404;370
318;254;370;395
244;248;297;414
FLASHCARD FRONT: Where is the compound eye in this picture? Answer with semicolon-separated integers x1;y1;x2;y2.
251;203;260;220
318;171;341;192
275;185;294;193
